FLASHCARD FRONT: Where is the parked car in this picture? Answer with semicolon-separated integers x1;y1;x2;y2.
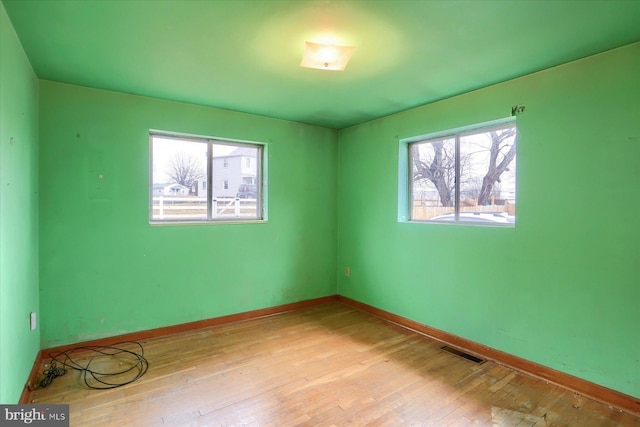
236;184;257;199
430;212;514;224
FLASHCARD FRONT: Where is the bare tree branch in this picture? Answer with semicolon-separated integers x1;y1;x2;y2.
477;129;517;205
412;141;455;207
412;127;516;209
168;152;205;195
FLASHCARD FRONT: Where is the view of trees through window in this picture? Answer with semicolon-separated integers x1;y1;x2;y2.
151;134;262;222
410;122;516;225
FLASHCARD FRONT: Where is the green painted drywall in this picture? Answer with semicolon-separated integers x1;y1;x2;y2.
337;43;640;398
38;81;338;348
0;2;40;403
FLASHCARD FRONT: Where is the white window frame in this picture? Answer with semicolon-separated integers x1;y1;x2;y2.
149;131;266;224
400;117;516;227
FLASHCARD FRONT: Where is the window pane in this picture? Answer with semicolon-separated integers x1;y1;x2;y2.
410;137;456;221
459;125;516;224
211;143;260;219
151;137;208;221
151;133;264;223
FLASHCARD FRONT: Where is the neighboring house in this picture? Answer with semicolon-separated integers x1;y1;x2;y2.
197;147;257;198
196;179;207;197
153;183;190;196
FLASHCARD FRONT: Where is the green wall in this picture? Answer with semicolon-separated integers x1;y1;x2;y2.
38;81;338;348
0;2;40;403
5;8;638;401
337;42;640;398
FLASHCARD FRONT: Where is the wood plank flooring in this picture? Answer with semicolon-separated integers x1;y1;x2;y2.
29;302;639;426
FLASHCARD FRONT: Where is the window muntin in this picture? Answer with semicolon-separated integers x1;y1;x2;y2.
409;122;516;225
150;134;263;223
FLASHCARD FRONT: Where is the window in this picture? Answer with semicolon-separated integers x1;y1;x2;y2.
408;121;516;225
150;133;264;222
245;157;251;168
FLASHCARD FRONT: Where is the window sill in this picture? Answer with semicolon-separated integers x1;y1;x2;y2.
149;219;267;227
406;219;515;228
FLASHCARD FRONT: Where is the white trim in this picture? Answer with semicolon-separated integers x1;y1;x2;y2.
400;116;515;145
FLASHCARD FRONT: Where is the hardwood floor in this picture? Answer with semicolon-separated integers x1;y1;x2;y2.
29;302;639;426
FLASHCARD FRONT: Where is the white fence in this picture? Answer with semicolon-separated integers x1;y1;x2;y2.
152;196;258;219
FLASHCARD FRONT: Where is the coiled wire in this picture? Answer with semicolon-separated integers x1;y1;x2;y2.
45;341;149;390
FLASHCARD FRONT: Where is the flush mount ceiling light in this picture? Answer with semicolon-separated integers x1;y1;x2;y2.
299;41;355;71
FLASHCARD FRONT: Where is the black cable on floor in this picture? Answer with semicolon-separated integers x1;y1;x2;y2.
31;360;68;390
46;341;149;390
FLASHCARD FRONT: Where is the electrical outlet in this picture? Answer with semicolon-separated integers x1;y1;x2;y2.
30;312;37;331
344;266;350;277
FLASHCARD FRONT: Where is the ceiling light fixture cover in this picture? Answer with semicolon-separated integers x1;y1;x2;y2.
300;41;355;71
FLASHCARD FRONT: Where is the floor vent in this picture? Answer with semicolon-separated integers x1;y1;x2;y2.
441;346;485;364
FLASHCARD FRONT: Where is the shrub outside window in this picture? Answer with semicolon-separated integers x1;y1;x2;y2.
150;133;264;222
409;121;516;225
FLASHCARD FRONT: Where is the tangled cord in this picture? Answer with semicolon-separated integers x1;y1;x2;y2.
33;361;68;389
34;341;149;390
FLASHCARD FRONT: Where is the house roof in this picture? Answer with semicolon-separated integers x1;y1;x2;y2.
4;0;640;129
153;183;189;190
210;146;256;159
